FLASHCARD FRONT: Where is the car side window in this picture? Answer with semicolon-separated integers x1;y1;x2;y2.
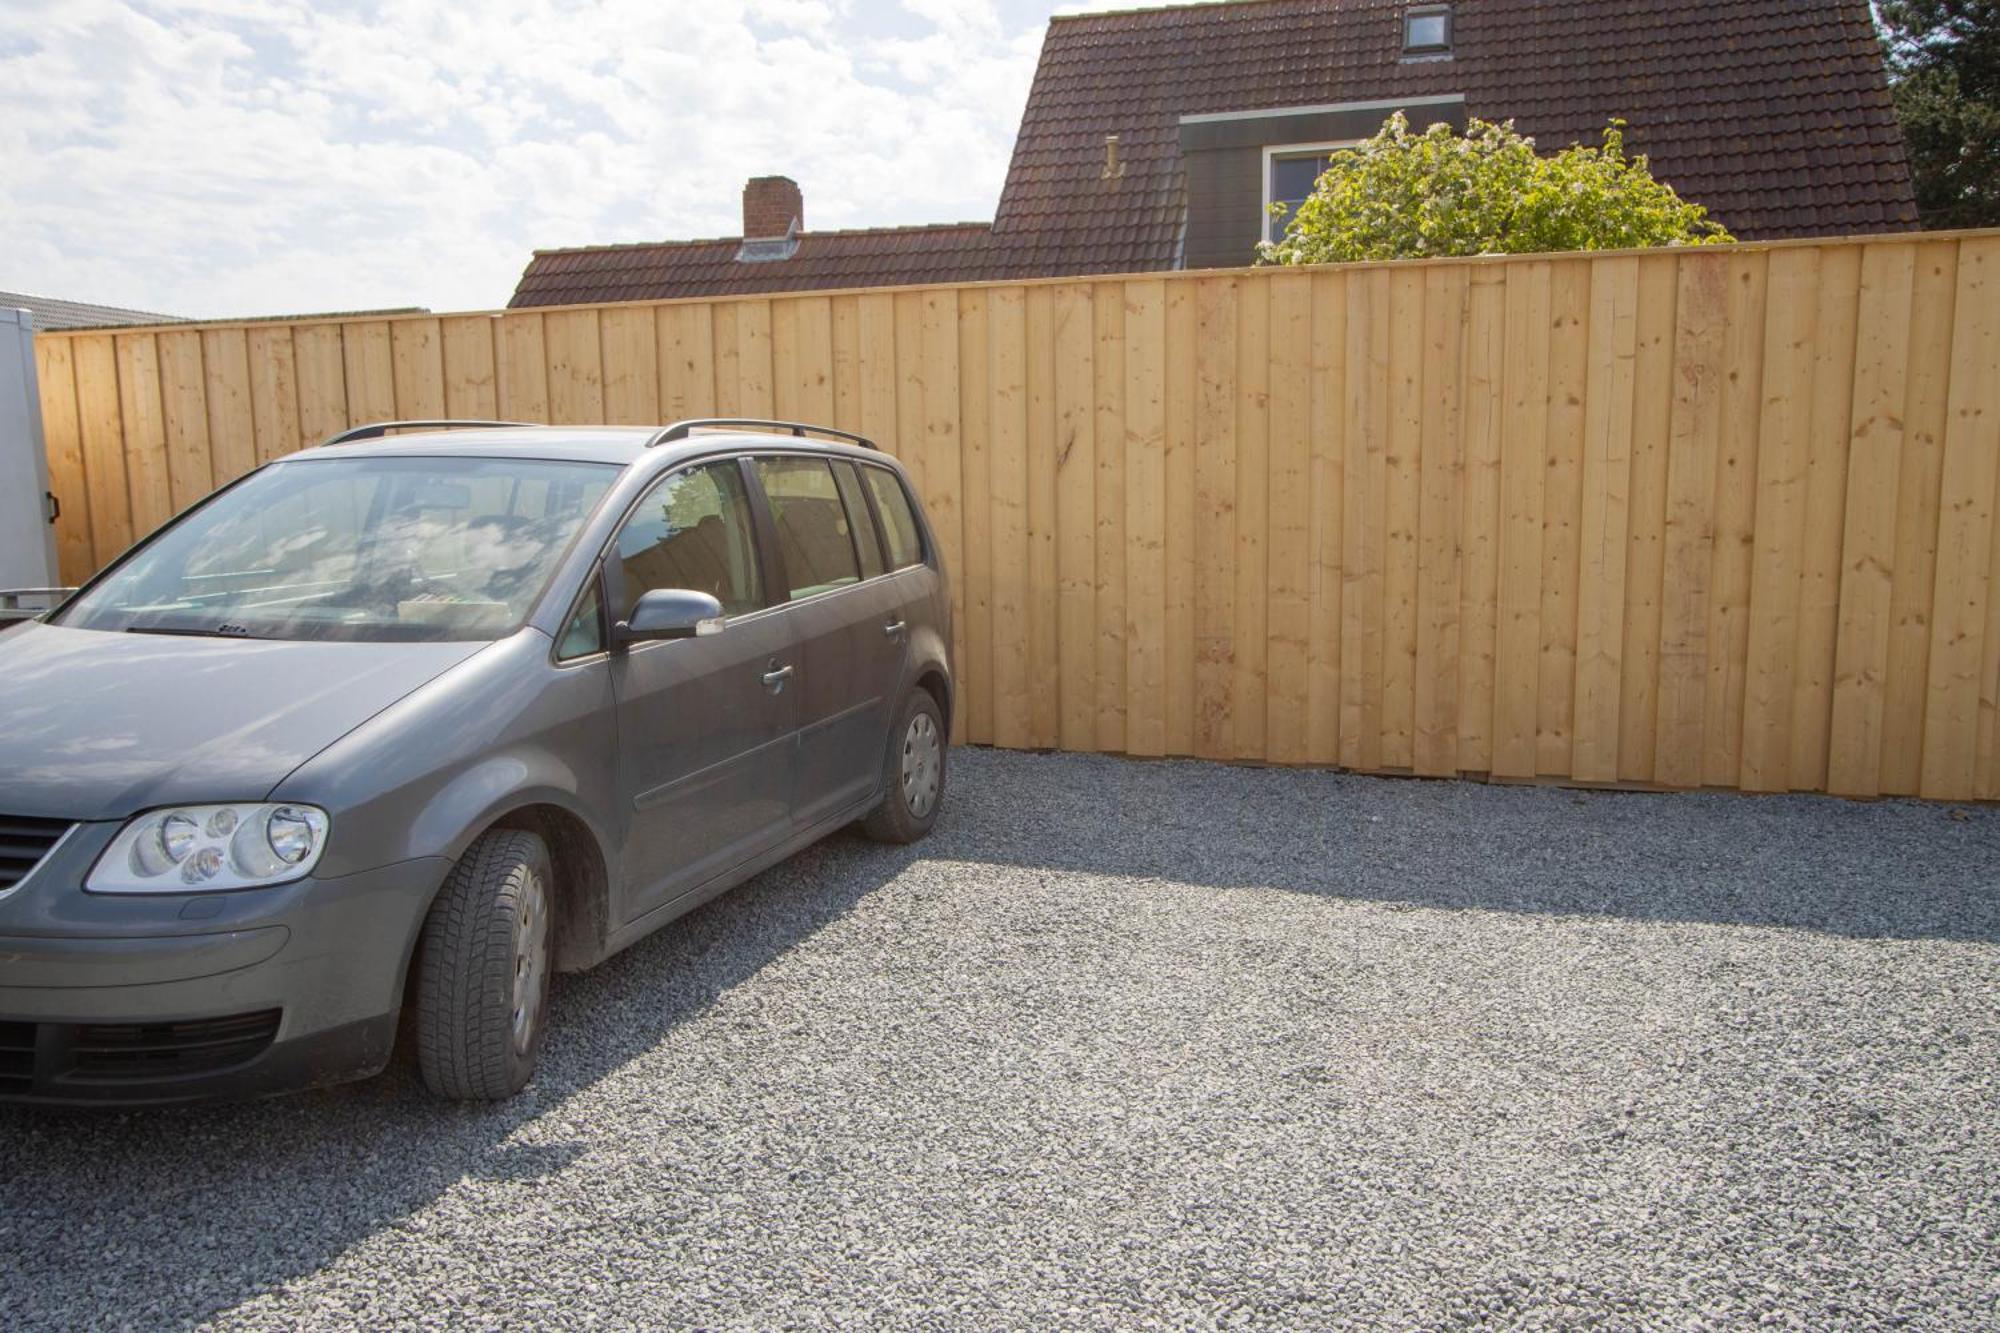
556;580;605;660
832;461;887;580
862;465;924;569
754;457;862;600
613;461;766;619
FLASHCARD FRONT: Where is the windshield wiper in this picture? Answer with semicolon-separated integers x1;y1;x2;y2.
124;624;267;640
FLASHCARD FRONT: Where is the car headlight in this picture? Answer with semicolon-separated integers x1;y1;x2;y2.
87;804;330;893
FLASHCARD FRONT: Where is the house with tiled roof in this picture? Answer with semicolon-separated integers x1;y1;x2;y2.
508;0;1917;309
1;291;183;332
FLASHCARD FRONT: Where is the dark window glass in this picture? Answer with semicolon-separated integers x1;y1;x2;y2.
557;580;604;659
755;457;863;600
862;465;923;569
1405;9;1450;50
1268;151;1340;238
833;461;886;580
614;462;765;619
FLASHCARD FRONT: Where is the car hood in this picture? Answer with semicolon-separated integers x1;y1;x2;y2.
0;623;489;821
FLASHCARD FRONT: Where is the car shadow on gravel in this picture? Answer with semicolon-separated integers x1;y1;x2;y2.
0;829;925;1332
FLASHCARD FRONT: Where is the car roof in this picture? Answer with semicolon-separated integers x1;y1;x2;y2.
296;424;894;470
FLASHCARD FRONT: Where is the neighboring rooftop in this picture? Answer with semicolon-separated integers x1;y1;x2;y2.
1;291;184;332
510;0;1917;307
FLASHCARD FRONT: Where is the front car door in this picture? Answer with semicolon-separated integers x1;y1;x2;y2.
607;457;797;923
750;455;909;828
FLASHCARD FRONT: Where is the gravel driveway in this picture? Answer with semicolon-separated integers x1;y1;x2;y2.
4;749;1998;1329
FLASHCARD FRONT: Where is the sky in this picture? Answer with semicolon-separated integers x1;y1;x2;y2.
0;0;1198;321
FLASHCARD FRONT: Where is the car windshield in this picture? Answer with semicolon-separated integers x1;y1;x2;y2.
57;455;619;643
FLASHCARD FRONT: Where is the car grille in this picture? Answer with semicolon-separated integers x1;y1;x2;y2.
69;1010;283;1081
0;814;73;892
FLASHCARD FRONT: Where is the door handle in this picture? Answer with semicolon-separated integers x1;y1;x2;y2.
883;619;906;639
761;663;795;690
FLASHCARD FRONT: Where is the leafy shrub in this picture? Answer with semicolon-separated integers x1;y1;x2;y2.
1257;113;1732;265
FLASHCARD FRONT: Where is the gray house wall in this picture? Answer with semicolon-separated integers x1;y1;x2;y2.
0;308;58;590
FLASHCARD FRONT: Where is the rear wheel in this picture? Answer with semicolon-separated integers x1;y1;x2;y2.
862;689;947;844
415;828;553;1100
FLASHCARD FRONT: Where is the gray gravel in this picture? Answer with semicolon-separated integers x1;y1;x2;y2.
4;748;1999;1329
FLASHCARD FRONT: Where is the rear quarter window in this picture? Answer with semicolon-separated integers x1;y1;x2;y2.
862;465;924;570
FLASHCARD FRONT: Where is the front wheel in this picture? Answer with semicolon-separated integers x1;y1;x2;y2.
414;828;553;1100
862;690;947;844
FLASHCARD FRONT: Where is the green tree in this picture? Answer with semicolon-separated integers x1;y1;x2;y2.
1257;114;1731;266
1878;0;2000;228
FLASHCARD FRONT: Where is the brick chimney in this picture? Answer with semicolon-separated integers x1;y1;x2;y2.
742;175;803;239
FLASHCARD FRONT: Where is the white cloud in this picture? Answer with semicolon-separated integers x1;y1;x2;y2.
0;0;1218;318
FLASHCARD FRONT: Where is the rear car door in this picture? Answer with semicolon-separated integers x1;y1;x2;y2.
750;455;909;828
607;458;798;923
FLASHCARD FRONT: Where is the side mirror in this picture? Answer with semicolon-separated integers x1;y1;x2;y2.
614;588;725;646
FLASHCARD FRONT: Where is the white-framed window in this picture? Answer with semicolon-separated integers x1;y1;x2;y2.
1262;141;1359;243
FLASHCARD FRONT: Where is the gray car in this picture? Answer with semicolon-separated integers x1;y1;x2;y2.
0;419;952;1104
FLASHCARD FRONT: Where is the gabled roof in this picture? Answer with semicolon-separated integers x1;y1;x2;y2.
0;291;183;331
509;222;999;309
988;0;1918;276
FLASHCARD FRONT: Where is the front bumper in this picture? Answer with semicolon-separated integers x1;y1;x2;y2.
0;824;448;1105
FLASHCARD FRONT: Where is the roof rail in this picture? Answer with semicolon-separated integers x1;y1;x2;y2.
318;420;538;447
646;418;878;451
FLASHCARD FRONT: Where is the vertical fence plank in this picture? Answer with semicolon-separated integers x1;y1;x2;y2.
988;286;1031;750
1306;270;1347;765
1093;283;1129;753
599;306;661;426
1413;264;1467;776
1233;276;1272;760
769;299;801;422
34;338;93;583
1456;266;1506;772
1790;244;1863;789
246;326;301;463
796;296;837;428
1537;260;1591;775
496;313;550;423
200;328;257;486
1125;279;1169;756
292;323;349;445
1053;284;1098;753
1572;256;1640;782
830;297;861;433
1700;252;1770;787
115;334;172;537
920;290;966;741
1267;272;1314;765
737;300;775;420
72;335;132;567
1195;276;1240;759
1655;254;1729;788
1741;247;1822;791
342;321;396;423
658;304;716;419
155;329;212;513
1164;277;1200;755
1828;242;1918;797
710;305;741;416
440;316;499;420
893;293;925;494
855;295;897;459
1024;286;1061;749
544;310;606;426
1878;240;1959;794
390;318;446;420
1493;261;1550;779
1341;268;1391;772
1619;255;1681;782
1922;237;2000;799
957;289;994;744
1383;266;1424;770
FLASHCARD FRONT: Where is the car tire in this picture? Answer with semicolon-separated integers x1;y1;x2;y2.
862;689;947;845
415;828;554;1101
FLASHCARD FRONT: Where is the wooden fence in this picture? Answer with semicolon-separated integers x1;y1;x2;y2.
30;230;2000;801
